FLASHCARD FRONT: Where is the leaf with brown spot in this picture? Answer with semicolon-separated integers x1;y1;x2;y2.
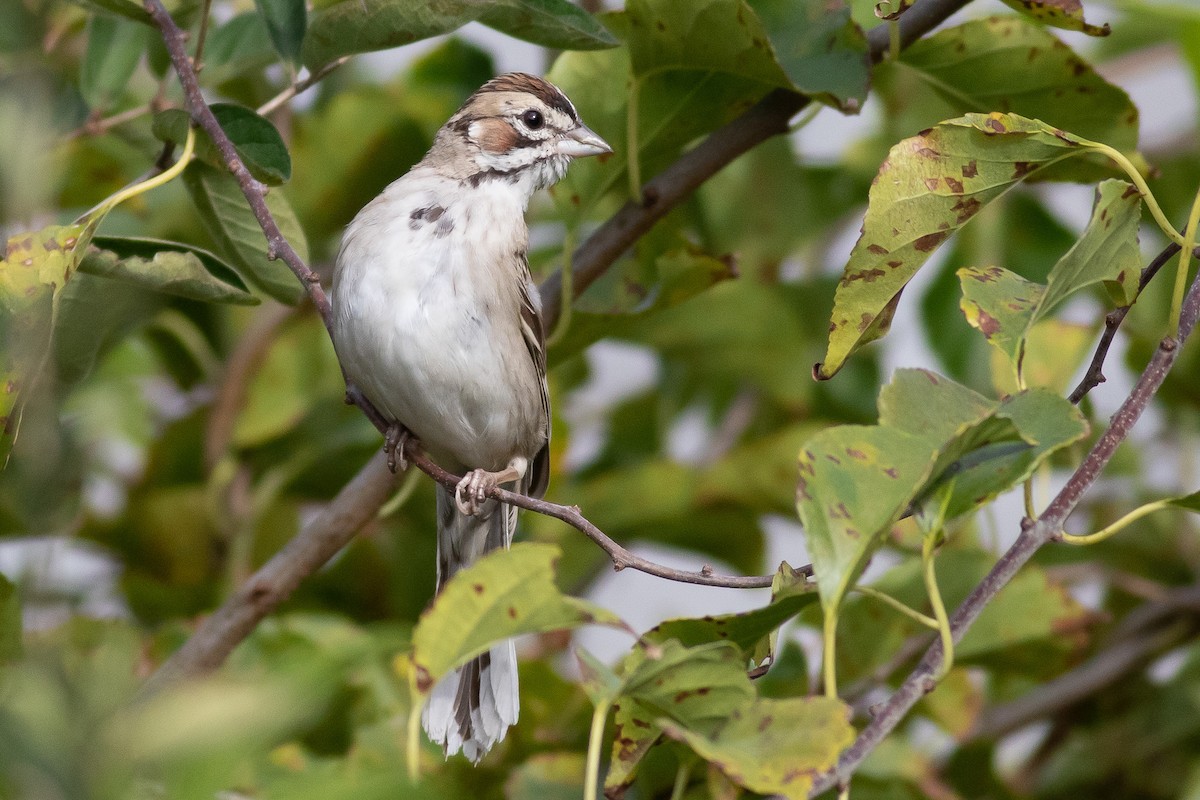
819;112;1105;378
1;223;95;465
658;696;853;799
997;0;1110;36
959;179;1141;386
409;543;621;704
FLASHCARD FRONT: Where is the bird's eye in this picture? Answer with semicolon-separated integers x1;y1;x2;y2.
521;109;544;130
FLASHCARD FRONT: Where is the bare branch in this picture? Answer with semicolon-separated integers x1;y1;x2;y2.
257;57;351;118
1068;240;1181;403
807;261;1200;797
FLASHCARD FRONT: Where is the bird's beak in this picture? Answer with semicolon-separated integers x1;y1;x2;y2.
558;124;612;158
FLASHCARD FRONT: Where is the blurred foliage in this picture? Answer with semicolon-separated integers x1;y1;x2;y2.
2;0;1200;798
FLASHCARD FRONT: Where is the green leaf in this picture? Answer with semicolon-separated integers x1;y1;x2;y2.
180;162;306;305
408;543;621;696
80;14;147;110
746;0;869;110
302;0;614;69
0;574;19;661
799;369;1088;613
476;0;618;51
201;12;278;85
1168;490;1200;513
818;112;1102;379
604;640;757;794
797;424;933;612
53;273;164;390
253;0;307;63
154;104;292;185
78;236;258;305
883;17;1137;161
997;0;1111;36
959;179;1142;379
232;316;343;447
72;0;154;25
658;696;854;800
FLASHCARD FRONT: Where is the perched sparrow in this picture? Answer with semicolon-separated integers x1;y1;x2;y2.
330;73;610;761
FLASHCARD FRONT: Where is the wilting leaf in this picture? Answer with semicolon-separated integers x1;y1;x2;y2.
818;113;1107;379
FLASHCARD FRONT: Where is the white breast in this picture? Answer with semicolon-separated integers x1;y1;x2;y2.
330;168;546;472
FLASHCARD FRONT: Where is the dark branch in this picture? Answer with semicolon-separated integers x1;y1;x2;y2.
1068;240;1181;403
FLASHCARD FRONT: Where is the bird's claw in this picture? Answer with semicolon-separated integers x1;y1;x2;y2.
384;424;410;473
455;469;496;516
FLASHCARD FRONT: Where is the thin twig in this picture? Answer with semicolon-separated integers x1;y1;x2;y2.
806;258;1200;796
1067;240;1181;403
257;56;351;117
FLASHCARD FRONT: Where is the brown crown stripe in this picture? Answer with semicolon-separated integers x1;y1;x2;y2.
475;72;577;122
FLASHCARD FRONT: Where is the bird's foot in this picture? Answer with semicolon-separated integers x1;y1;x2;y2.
384;424;411;473
454;458;527;515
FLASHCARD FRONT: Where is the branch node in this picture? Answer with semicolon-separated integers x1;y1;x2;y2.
921;676;937;694
641;186;659;208
1020;516;1035;531
1161;337;1179;353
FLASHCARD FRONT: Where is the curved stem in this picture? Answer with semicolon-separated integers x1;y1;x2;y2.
1085;141;1185;247
584;699;612;800
669;758;694;800
853;585;939;629
921;533;953;682
1059;498;1173;546
1169;187;1200;335
83;125;195;220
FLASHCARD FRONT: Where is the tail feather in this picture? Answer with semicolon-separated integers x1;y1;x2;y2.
422;482;521;762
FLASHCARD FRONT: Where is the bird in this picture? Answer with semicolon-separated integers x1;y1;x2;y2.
329;73;611;762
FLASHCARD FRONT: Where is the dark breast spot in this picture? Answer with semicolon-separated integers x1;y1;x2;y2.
410;204;454;237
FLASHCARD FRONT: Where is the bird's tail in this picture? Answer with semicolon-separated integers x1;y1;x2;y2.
421;482;520;762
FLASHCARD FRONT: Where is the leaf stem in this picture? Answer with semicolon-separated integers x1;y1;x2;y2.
921;533;953;682
823;608;839;699
626;77;643;202
1084;141;1185;248
83;126;195;220
669;758;694;800
853;585;939;629
585;699;612;800
889;19;901;60
1059;498;1172;546
406;704;421;780
1169;187;1200;335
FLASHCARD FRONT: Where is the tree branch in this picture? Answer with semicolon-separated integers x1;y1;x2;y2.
141;0;970;688
538;0;974;325
1068;240;1181;403
807;260;1200;797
